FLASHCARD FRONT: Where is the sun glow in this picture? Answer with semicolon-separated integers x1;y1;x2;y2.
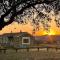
44;30;56;35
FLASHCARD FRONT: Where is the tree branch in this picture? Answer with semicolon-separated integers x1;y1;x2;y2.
0;0;56;30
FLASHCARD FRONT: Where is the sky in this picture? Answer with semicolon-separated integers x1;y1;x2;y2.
0;11;60;36
0;1;60;36
0;17;60;36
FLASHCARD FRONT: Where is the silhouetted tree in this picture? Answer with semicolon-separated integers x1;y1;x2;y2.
0;0;60;32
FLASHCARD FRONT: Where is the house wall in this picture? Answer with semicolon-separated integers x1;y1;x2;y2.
3;37;8;43
13;36;20;48
0;33;35;48
18;36;34;48
0;37;3;43
0;36;9;44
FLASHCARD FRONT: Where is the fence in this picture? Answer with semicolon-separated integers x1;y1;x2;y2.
0;46;60;54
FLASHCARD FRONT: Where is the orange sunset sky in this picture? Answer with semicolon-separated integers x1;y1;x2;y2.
0;15;60;36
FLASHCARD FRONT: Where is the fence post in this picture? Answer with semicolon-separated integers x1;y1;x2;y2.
16;49;18;52
47;48;48;51
0;49;2;53
38;48;39;51
4;49;6;54
27;48;29;52
56;48;58;51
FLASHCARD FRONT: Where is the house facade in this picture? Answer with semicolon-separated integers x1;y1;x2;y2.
0;32;34;48
0;33;60;48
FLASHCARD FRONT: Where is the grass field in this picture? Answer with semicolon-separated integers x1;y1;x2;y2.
0;49;60;60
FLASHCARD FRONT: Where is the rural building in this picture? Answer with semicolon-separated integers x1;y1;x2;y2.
0;32;60;48
0;32;34;48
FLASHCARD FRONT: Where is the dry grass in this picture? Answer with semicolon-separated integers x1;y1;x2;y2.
0;49;60;60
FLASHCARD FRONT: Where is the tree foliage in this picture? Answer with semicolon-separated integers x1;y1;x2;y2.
0;0;60;33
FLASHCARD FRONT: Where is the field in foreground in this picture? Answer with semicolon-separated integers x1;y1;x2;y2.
0;49;60;60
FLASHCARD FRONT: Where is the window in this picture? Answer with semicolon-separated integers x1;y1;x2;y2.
22;37;30;45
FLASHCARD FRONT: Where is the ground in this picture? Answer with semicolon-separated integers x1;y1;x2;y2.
0;49;60;60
